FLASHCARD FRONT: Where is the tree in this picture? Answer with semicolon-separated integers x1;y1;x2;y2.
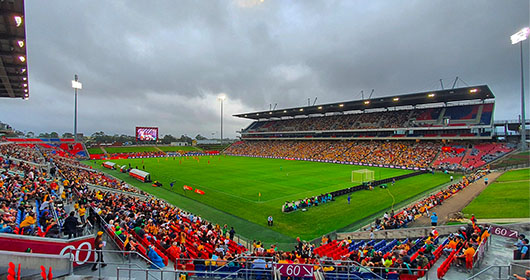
178;135;193;144
195;134;207;140
62;132;74;138
50;132;59;138
38;132;50;138
25;131;35;138
161;134;177;144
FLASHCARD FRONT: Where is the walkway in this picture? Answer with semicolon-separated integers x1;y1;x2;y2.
410;172;503;227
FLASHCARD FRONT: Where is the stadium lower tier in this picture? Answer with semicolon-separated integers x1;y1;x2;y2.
225;140;516;170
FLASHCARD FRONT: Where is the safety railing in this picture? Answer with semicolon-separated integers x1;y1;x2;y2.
471;228;491;275
466;265;511;280
69;247;163;280
116;255;275;280
317;259;429;280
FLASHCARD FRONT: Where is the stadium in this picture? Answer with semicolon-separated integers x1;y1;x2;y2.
0;1;529;280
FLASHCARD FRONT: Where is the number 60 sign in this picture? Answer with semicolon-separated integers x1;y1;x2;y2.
274;264;314;277
490;225;519;239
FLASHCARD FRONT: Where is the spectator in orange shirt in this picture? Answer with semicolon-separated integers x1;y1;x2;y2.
457;243;475;270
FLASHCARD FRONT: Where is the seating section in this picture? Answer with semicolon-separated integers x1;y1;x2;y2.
227;140;513;171
479;103;494;125
243;104;494;135
5;138;88;158
442;105;480;121
414;108;443;121
433;143;515;171
461;143;515;169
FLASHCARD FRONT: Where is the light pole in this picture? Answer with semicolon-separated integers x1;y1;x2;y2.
71;75;82;141
511;27;529;150
218;94;226;143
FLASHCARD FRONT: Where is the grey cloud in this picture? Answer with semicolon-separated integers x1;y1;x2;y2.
1;0;528;137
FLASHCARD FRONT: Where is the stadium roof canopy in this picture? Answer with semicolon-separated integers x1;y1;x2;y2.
0;0;28;99
234;85;495;120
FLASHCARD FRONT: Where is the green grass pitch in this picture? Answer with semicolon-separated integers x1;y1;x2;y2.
87;147;104;154
104;146;161;153
87;146;202;155
156;146;202;152
84;156;450;244
463;168;530;219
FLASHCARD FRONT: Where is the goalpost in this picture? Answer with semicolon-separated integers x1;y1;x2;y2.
351;169;375;184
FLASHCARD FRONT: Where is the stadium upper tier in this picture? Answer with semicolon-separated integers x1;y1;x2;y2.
236;86;495;140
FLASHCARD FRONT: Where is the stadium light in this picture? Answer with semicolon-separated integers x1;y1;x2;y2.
428;93;435;98
18;56;25;62
318;106;322;109
17;40;24;48
339;104;344;107
364;100;370;105
393;97;399;101
14;16;22;27
72;74;82;141
511;27;529;150
218;93;226;143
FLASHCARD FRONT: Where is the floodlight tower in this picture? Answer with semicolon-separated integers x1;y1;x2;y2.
71;75;82;141
218;93;227;143
511;27;529;150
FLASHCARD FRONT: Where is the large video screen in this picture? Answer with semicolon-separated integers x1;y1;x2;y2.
136;127;158;141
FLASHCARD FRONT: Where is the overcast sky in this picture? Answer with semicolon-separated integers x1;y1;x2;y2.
1;0;529;138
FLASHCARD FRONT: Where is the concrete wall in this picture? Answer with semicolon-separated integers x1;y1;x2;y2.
0;251;71;278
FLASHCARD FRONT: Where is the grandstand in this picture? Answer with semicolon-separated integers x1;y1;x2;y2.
235;86;495;140
226;86;518;172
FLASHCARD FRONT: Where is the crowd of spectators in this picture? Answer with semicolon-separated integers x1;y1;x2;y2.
1;143;45;164
0;144;66;238
226;141;441;169
370;171;488;231
1;141;247;269
244;104;489;134
282;193;333;212
106;151;167;158
227;140;512;171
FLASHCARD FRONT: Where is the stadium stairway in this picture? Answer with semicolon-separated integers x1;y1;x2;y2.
100;146;108;156
427;233;525;280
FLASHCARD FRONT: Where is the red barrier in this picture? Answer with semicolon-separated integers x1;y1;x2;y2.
0;233;95;267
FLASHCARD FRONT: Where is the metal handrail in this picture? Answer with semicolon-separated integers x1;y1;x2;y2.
466;265;511;280
117;265;275;280
70;247;163;280
318;261;427;280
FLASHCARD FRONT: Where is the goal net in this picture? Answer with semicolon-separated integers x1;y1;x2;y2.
351;169;375;184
